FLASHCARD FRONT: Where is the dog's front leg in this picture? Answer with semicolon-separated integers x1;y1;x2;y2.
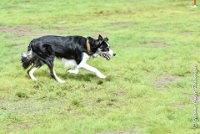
68;68;80;74
69;53;106;79
79;63;106;79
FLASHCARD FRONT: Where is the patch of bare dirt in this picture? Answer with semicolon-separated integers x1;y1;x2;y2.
0;26;107;40
7;122;35;133
154;76;182;89
0;26;72;38
1;99;68;115
94;10;134;16
11;44;25;48
142;42;168;48
97;131;136;134
113;91;128;97
110;22;136;28
182;32;193;36
170;103;187;110
0;26;31;37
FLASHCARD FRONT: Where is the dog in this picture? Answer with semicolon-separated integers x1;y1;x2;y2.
21;34;116;83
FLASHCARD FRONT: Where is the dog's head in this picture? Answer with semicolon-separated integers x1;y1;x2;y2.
96;34;116;60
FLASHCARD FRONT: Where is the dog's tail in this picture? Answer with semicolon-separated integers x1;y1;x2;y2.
21;40;35;69
21;52;32;69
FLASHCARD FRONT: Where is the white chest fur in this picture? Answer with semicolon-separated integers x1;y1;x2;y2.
62;58;77;67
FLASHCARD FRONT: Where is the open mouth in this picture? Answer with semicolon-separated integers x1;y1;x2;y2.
100;53;111;60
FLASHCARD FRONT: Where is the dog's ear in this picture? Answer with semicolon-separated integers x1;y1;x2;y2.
98;34;104;44
104;37;109;42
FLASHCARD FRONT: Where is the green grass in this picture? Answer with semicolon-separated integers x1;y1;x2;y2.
0;0;200;133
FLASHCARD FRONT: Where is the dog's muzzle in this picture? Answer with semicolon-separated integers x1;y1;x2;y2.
101;52;111;60
99;52;116;60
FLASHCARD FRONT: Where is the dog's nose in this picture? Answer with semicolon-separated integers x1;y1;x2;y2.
113;53;116;56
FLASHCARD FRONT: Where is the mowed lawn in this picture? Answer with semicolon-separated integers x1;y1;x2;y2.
0;0;200;134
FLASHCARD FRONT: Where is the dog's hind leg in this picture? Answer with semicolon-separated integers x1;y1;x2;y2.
49;66;65;83
51;68;65;83
46;57;65;83
27;60;43;81
28;66;39;81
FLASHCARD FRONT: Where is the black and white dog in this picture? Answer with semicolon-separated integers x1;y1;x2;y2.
21;34;116;83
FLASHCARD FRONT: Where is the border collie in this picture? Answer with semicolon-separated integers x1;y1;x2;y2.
21;34;116;83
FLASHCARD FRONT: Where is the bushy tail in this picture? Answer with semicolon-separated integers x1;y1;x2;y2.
21;56;31;69
21;51;32;69
21;40;34;69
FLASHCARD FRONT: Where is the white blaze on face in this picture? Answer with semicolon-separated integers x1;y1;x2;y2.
106;42;114;56
108;49;114;56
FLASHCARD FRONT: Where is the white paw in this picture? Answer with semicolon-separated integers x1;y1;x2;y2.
31;78;37;81
30;76;37;81
57;79;65;83
98;74;106;79
68;69;79;74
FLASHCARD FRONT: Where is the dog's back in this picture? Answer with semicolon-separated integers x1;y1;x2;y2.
21;35;87;69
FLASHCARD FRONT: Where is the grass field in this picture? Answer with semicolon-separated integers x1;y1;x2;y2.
0;0;200;133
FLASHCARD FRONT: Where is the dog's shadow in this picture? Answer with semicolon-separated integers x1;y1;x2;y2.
59;72;98;82
34;69;110;82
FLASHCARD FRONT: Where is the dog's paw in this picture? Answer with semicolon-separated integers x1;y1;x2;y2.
68;69;79;74
100;76;106;79
30;76;37;81
31;78;37;81
57;79;65;83
98;74;106;79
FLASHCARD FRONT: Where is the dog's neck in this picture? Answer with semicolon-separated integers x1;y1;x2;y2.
86;37;99;56
86;39;91;55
